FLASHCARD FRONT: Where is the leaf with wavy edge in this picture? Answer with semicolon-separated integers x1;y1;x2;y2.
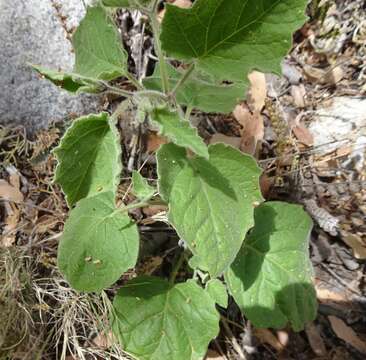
161;0;307;82
112;276;220;360
54;113;121;206
58;192;139;292
150;107;209;159
225;201;317;331
157;143;263;277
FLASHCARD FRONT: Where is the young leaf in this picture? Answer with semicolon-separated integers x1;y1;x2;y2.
32;65;99;93
150;107;209;159
225;202;317;331
161;0;307;82
157;143;263;278
112;277;220;360
132;171;155;200
58;192;139;292
206;279;228;308
144;64;245;113
33;6;127;92
54;113;121;207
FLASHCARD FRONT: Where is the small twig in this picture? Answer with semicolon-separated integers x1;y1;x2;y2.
221;316;247;360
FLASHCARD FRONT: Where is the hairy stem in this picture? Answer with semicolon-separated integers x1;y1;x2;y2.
149;3;170;94
126;72;144;90
170;63;195;97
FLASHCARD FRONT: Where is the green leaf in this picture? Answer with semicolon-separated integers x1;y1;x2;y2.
112;277;220;360
102;0;152;8
58;192;139;292
144;64;245;113
156;143;187;202
73;6;127;80
54;113;121;207
161;0;307;82
150;107;209;159
157;143;263;278
32;65;100;93
206;279;228;308
33;6;127;92
132;171;155;200
225;201;317;331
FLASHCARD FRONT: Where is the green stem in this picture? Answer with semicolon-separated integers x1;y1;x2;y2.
171;63;195;96
149;5;170;94
110;99;130;122
185;104;193;121
126;72;144;90
169;250;186;285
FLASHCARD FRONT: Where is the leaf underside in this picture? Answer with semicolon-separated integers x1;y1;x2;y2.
112;277;220;360
157;143;263;278
54;112;121;207
161;0;307;82
58;192;139;292
144;64;245;113
225;201;317;331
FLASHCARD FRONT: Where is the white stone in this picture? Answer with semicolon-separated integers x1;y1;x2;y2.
0;0;99;131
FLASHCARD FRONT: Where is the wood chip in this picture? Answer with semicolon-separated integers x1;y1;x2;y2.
292;123;314;146
328;316;366;354
248;71;267;112
305;322;327;356
341;232;366;260
0;179;23;203
254;328;284;352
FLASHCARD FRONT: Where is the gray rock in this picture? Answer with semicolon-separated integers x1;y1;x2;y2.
0;0;100;132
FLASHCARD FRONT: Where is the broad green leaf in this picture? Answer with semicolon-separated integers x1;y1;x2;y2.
34;6;127;92
156;143;187;202
206;279;228;308
161;0;307;82
112;277;220;360
157;143;263;278
225;202;317;331
144;64;245;113
54;113;121;207
150;107;209;159
58;192;139;292
132;171;155;200
102;0;152;8
73;6;127;80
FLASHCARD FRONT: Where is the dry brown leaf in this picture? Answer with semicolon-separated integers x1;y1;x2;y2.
210;133;241;149
1;203;19;247
341;232;366;260
254;328;284;352
92;331;114;350
276;330;289;347
290;85;306;108
239;112;264;155
328;316;366;354
205;349;226;360
248;71;267;112
292;124;314;146
0;179;23;203
158;0;192;21
305;322;327;356
146;132;168;153
233;103;251;135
